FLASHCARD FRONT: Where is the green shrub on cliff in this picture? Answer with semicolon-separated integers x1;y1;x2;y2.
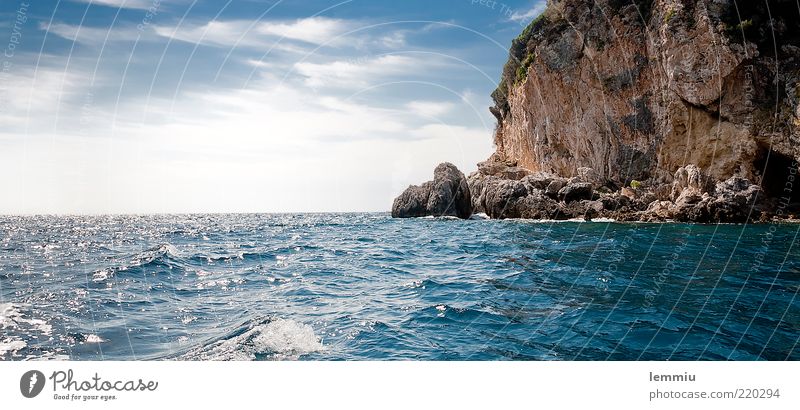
515;66;527;84
721;0;799;56
734;19;753;32
515;54;536;84
493;13;550;111
663;8;676;24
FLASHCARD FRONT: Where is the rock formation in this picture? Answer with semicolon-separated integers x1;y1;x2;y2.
392;162;472;219
490;0;799;186
393;0;800;222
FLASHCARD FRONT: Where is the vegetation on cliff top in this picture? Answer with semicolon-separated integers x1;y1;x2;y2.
490;0;656;120
490;12;550;120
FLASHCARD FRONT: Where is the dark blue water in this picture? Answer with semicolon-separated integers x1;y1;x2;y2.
0;214;798;360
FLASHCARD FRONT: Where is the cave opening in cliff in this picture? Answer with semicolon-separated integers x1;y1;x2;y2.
754;146;800;205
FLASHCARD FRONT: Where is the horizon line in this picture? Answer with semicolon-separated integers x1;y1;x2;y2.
0;210;392;217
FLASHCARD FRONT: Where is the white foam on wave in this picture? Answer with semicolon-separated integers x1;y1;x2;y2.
1;303;52;334
510;217;617;223
25;351;70;361
83;334;106;344
0;339;27;356
589;217;617;223
195;278;245;290
92;269;112;282
181;318;324;361
130;243;180;267
253;319;324;358
0;303;53;359
0;302;19;328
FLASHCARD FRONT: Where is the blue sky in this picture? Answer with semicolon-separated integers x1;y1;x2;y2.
0;0;545;214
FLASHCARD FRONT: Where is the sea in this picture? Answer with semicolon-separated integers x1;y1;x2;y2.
0;213;798;360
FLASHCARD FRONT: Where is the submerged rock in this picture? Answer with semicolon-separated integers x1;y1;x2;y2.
392;163;472;219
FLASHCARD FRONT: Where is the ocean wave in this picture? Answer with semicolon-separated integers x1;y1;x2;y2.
68;333;107;344
410;304;514;326
178;318;324;361
3;214;799;360
0;303;53;334
189;251;273;265
0;339;27;357
91;243;185;283
0;303;54;359
589;217;617;223
403;278;445;290
131;243;181;266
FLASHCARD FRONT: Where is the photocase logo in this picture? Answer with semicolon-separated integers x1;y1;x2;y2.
20;370;46;398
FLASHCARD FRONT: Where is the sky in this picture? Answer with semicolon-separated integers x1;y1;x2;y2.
0;0;546;214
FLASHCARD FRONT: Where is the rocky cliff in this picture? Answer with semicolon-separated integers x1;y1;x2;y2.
395;0;800;222
491;0;799;187
475;0;800;221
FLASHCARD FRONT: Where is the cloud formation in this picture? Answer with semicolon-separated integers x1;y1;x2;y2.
509;1;547;23
71;0;161;11
153;17;356;48
1;2;507;213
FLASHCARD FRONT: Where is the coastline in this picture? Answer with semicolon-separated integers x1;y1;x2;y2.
392;159;799;224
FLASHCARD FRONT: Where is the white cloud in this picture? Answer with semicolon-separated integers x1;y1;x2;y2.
256;17;352;45
294;54;449;89
153;20;254;47
153;17;355;49
46;16;420;55
409;123;487;143
245;59;276;69
509;1;547;23
378;31;406;48
405;100;454;118
0;14;493;214
0;64;493;214
71;0;159;10
0;66;84;130
44;22;151;45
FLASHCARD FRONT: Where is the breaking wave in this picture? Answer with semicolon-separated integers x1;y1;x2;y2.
0;303;54;360
178;318;324;361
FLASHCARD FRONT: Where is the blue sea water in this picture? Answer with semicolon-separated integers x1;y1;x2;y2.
0;213;798;361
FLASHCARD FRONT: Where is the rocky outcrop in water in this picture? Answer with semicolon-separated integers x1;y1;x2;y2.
468;155;602;220
392;162;472;219
468;159;770;222
396;158;776;223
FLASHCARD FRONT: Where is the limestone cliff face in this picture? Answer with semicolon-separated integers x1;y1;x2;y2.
490;0;800;194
